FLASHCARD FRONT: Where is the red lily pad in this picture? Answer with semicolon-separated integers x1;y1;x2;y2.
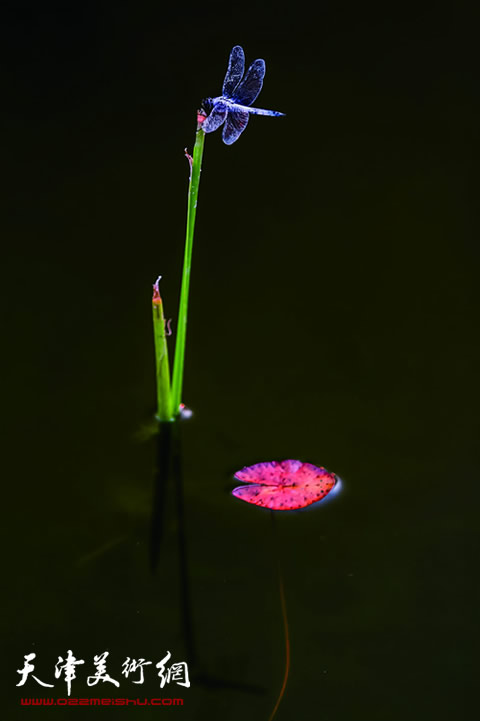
232;459;338;511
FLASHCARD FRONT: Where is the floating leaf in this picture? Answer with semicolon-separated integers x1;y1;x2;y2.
232;460;337;511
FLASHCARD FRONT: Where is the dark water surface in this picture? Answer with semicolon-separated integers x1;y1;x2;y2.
2;4;478;719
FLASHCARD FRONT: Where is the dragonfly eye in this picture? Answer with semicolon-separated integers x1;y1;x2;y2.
200;97;213;115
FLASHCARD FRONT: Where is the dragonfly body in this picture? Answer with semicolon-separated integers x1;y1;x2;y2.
207;97;285;117
201;46;284;145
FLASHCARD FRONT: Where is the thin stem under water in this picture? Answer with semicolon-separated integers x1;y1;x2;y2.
268;512;291;721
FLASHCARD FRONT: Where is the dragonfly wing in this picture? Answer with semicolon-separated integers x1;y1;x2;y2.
202;102;228;133
231;58;265;106
222;45;245;98
222;108;249;145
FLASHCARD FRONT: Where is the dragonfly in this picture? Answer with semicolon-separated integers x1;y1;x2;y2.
200;45;285;145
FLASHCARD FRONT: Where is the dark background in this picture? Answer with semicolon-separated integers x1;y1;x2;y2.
2;2;478;719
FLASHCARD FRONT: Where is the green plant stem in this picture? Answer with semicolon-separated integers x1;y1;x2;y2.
171;125;206;416
152;277;173;422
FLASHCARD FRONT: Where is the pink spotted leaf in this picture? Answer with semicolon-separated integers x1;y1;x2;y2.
232;459;338;511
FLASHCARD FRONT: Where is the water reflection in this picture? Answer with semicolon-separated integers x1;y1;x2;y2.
149;421;266;696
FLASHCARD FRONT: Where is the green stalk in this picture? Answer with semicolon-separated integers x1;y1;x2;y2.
152;276;173;422
171;123;206;416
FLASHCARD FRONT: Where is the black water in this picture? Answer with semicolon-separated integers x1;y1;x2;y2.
2;4;478;720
